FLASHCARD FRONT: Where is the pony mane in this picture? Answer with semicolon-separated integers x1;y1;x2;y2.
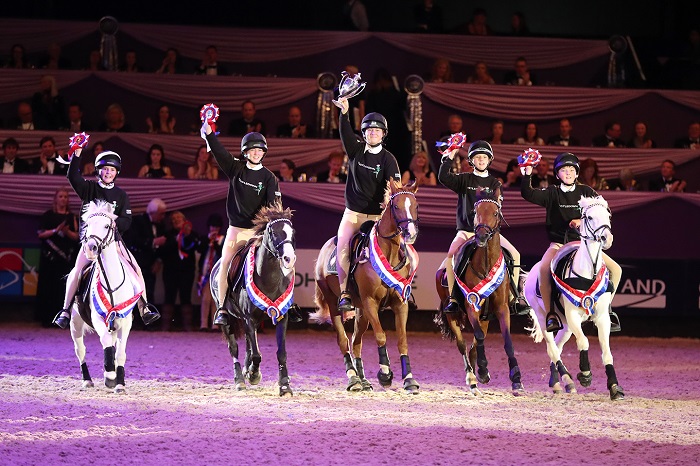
579;195;609;212
251;202;294;236
80;200;117;242
475;186;500;203
382;179;418;207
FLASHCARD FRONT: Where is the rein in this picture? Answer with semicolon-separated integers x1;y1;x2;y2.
576;203;611;275
85;214;125;307
261;218;294;262
377;191;418;240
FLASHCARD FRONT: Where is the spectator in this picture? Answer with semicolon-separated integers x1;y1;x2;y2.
66;102;92;133
342;0;369;31
36;136;68;176
161;211;200;331
427;57;453;83
611;168;639;191
4;43;32;69
510;11;530;36
648;160;686;192
31;74;68;131
138;144;174;179
146;104;177;134
485;119;506;145
546;118;580;147
155;47;181;74
504;56;537;86
99;103;132;132
591;121;626;147
119;50;141;72
39;42;71;70
85;50;106;71
514;122;545;145
627;121;656;148
316;151;347;183
228;100;266;136
530;157;557;188
278;158;297;182
579;158;609;190
455;7;492;35
123;198;168;324
467;61;495;84
276;105;314;138
1;138;30;174
81;140;104;176
501;157;522;189
439;114;471;141
673;121;700;149
197;213;224;331
414;0;443;33
11;102;36;131
402;151;437;186
187;144;219;180
36;187;79;327
196;45;228;76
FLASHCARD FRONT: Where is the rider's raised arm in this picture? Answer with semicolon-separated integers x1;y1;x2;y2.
67;148;88;198
205;131;237;176
339;112;362;160
520;172;549;207
438;154;464;192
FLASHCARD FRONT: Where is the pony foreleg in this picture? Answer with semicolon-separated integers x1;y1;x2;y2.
542;331;565;394
498;309;524;395
377;345;393;387
223;324;245;390
593;301;624;400
393;304;418;393
102;345;117;389
276;316;293;397
70;318;93;389
348;316;371;391
244;325;262;386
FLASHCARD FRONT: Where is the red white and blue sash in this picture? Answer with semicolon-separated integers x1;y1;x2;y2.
551;261;609;315
368;226;419;302
454;251;506;313
244;244;294;324
90;270;142;326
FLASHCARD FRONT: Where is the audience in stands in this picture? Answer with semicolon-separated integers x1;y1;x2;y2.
485;120;507;145
514;122;545;145
579;158;609;190
31;74;68;131
155;47;181;74
501;157;522;189
530;157;557;188
591;121;626;148
1;138;30;174
467;61;495;84
547;118;580;147
66;102;92;132
277;158;297;182
402;151;437;186
9;102;36;131
85;50;106;71
276;105;314;138
196;45;228;76
427;57;453;83
648;159;686;192
509;11;530;36
439;114;471;141
146;104;177;134
4;44;32;69
228;100;266;136
38;43;71;70
455;7;492;35
316;151;347;183
673;121;700;149
99;103;132;132
342;0;370;32
119;50;141;72
611;168;639;191
138;144;174;179
414;0;444;33
504;56;537;86
36;136;68;176
187;144;219;180
627;121;656;148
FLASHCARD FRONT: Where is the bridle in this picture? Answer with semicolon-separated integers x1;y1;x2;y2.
377;191;419;240
473;198;502;245
84;212;127;305
577;203;612;274
261;218;295;260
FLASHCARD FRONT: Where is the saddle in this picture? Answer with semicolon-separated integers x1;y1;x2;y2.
326;220;375;280
212;238;257;311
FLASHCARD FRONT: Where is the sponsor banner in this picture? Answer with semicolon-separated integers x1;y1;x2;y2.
0;247;38;297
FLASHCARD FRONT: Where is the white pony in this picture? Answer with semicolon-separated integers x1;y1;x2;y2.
70;200;142;393
524;195;624;400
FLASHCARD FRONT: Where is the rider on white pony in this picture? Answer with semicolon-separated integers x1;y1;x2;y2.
53;149;160;328
521;152;621;332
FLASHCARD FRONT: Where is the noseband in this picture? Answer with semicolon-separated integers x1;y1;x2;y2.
378;191;419;240
262;218;294;259
580;203;612;243
473;198;501;243
84;212;116;253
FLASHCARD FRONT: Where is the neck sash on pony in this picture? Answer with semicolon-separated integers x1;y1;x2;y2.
551;260;609;315
368;226;419;302
244;244;294;324
91;269;142;327
454;251;506;313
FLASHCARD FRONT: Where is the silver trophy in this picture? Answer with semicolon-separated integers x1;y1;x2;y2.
332;71;366;107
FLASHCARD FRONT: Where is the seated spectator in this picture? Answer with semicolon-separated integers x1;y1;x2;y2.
98;103;132;132
278;158;297;182
66;102;92;133
31;74;68;131
316;151;347;183
514;122;545;145
485;120;506;145
155;48;181;74
342;0;369;32
648;160;686;192
39;43;71;70
673;121;700;149
187;144;219;180
455;7;492;35
1;138;30;174
276;106;314;138
402;151;436;186
146;104;177;134
467;61;495;85
10;102;36;130
119;50;141;73
530;157;557;188
611;168;639;191
439;114;471;141
138;144;174;179
504;56;537;86
228;100;266;136
36;136;68;176
414;0;443;33
85;50;106;71
591;121;626;148
196;45;228;76
81;141;104;176
579;158;609;190
4;43;32;69
546;118;580;147
501;157;522;189
427;57;453;83
510;11;530;36
627;121;657;148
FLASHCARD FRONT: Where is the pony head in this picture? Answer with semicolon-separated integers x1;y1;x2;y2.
252;202;296;272
384;179;419;244
579;195;613;249
81;200;117;260
473;187;502;247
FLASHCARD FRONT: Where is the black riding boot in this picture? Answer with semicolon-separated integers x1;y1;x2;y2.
546;311;563;333
139;300;161;326
213;307;229;326
338;291;353;312
53;309;71;329
443;285;461;313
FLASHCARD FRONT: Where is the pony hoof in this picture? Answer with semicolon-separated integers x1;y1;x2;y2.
361;379;373;391
246;370;262;385
114;385;126;394
552;382;563;394
346;375;363;392
477;370;490;385
565;383;577;394
468;385;482;397
235;381;246;391
104;378;117;389
577;371;592;387
81;380;94;389
279;385;293;397
512;383;525;396
403;378;420;394
377;369;393;388
610;384;625;401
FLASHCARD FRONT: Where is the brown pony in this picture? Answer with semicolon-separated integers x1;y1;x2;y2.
311;180;420;393
435;187;525;395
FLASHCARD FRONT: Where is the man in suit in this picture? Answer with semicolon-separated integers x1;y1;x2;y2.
591;121;626;148
546;118;580;147
66;102;92;132
1;137;31;174
36;136;68;176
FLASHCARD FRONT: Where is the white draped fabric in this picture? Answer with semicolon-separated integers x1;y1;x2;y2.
0;19;609;70
2;174;698;228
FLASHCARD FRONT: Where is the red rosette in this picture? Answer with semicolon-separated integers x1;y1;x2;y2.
200;103;220;135
58;132;91;164
436;132;467;155
518;148;542;168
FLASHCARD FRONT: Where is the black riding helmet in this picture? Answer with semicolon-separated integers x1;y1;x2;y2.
553;152;580;177
240;132;268;163
466;140;494;168
361;112;388;143
94;151;122;176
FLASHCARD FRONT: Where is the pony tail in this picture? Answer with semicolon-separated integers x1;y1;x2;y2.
309;257;331;324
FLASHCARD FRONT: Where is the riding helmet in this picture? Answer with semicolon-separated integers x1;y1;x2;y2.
466;140;494;167
94;151;122;174
240;132;268;157
361;112;388;135
553;152;580;177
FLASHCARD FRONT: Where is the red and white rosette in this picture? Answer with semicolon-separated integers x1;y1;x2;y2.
200;103;220;135
517;148;542;168
57;132;90;164
436;132;467;155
